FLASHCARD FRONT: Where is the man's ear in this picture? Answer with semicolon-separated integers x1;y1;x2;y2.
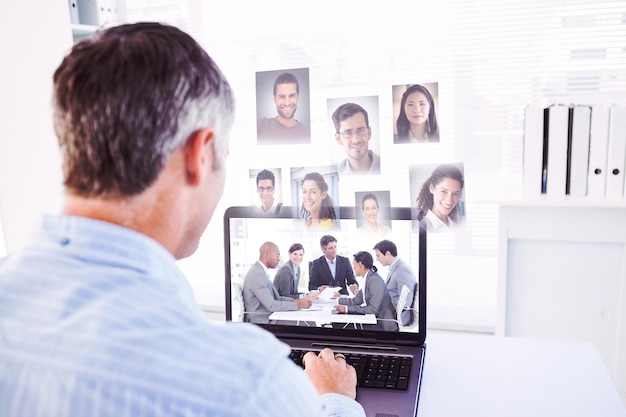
184;128;215;186
335;132;343;145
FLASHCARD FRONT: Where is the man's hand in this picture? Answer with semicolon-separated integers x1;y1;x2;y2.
295;297;312;309
333;304;347;314
302;348;357;399
304;292;318;302
349;283;358;295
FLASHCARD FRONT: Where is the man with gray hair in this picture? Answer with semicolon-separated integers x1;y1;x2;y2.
0;22;363;417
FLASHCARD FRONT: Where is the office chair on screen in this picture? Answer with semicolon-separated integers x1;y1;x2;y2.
397;284;419;331
232;280;282;324
232;281;246;322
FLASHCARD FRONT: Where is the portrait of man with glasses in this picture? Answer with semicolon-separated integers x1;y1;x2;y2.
330;100;381;175
252;168;283;215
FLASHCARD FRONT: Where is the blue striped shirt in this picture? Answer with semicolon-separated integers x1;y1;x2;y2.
0;215;364;417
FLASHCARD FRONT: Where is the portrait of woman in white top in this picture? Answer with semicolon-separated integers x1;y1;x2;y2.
416;164;464;232
357;193;391;238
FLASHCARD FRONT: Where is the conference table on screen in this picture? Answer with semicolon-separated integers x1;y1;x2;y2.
268;297;377;327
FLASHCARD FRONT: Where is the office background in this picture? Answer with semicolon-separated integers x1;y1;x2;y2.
1;0;626;402
2;0;625;326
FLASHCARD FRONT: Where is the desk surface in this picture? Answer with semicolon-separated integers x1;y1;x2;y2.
418;332;626;417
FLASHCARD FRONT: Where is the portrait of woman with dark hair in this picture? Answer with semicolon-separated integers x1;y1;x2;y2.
357;192;391;238
333;251;398;331
416;164;464;232
300;172;337;230
394;83;439;144
272;243;305;298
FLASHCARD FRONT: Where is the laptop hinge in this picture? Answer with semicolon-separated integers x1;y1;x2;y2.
311;341;398;352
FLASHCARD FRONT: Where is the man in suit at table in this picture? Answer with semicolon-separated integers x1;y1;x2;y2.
373;239;417;326
308;235;358;296
243;242;314;324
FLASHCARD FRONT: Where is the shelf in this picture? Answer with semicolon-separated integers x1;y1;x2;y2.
71;23;99;36
499;194;626;209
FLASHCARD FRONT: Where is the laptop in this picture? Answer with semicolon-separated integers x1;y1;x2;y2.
224;206;427;417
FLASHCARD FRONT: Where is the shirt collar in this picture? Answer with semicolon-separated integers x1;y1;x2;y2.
257;260;270;275
426;209;454;231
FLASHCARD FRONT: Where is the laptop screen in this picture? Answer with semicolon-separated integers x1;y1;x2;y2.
224;206;426;345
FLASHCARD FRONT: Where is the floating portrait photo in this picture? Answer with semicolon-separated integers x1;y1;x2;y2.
409;162;466;233
392;82;440;144
256;68;311;145
249;168;284;216
290;165;340;231
327;96;381;176
354;190;392;241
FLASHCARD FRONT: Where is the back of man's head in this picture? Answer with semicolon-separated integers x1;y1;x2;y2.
373;239;398;257
53;22;235;199
331;102;369;132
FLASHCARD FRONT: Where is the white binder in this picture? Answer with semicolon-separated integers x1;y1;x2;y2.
77;0;117;26
587;106;610;197
605;106;626;197
546;104;570;197
567;105;591;196
68;0;80;24
523;105;546;197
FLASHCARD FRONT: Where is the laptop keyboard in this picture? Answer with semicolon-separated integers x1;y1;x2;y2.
289;349;412;390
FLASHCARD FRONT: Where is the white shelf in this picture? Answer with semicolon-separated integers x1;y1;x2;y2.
71;23;99;36
497;203;626;401
499;194;626;209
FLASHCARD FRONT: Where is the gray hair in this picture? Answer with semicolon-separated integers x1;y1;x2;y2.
53;22;235;198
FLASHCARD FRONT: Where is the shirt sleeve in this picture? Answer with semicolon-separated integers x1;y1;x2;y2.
240;349;365;417
319;393;366;417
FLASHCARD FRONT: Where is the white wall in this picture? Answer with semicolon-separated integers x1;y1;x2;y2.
0;0;69;252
